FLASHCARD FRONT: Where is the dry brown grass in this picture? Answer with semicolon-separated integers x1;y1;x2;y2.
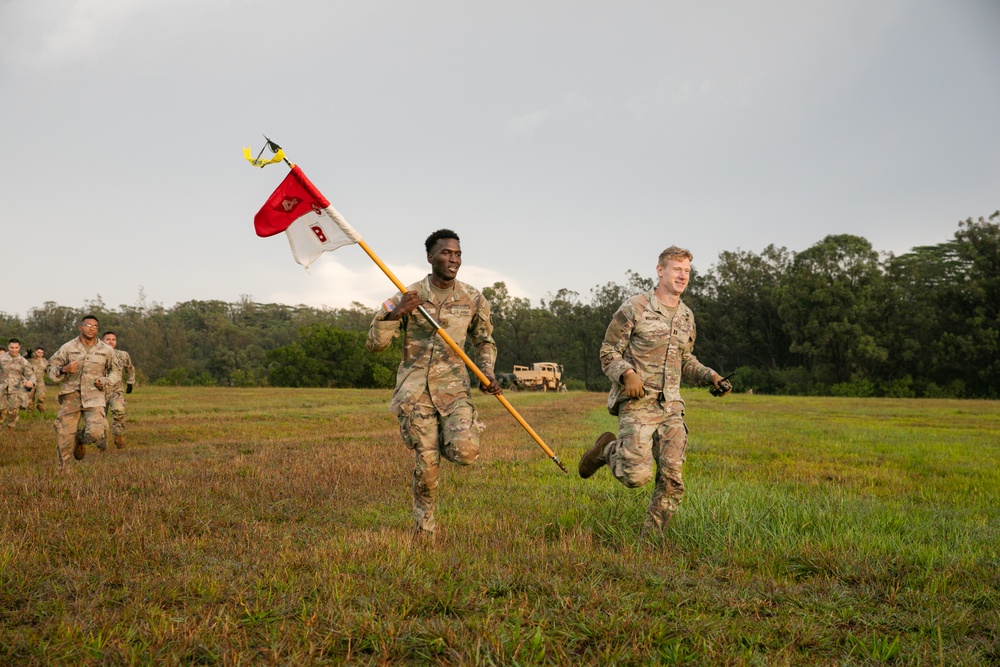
1;388;998;665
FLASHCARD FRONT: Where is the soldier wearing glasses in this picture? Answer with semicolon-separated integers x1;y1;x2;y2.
47;315;118;466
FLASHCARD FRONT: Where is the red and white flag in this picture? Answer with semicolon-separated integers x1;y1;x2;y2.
254;166;362;268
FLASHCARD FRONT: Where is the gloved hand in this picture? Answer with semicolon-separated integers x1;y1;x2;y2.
623;370;645;398
126;383;133;394
709;372;733;397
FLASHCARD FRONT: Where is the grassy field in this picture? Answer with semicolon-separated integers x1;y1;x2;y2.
1;388;998;666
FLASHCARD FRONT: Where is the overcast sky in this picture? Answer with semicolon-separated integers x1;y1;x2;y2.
1;0;998;319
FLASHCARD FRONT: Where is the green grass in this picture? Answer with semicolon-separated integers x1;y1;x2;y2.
1;389;998;665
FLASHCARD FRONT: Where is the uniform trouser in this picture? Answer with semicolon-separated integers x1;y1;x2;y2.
2;390;22;428
29;383;45;410
106;389;126;435
397;395;484;534
54;392;109;465
604;397;688;534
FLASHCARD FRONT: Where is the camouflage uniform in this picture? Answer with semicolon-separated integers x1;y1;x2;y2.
27;355;48;411
599;289;718;534
1;351;36;429
105;348;135;438
47;338;118;465
366;276;497;534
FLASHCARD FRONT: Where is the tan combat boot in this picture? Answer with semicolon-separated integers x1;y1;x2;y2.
578;431;615;478
115;435;125;449
73;432;86;460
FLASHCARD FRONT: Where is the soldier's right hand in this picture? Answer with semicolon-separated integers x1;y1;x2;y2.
387;291;423;321
63;360;80;374
623;370;645;398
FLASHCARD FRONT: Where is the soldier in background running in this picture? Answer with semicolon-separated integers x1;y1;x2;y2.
0;339;36;430
48;315;117;466
26;347;48;412
101;331;135;449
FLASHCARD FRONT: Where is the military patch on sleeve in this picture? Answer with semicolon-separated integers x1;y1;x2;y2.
382;299;396;314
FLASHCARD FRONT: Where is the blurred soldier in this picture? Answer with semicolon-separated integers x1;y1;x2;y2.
26;347;48;412
366;229;502;537
1;339;36;430
48;315;118;466
101;331;135;449
579;246;732;537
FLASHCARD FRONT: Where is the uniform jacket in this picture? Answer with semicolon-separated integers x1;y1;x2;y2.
367;276;496;416
47;338;119;409
0;352;35;393
600;289;714;415
106;349;135;393
27;356;48;386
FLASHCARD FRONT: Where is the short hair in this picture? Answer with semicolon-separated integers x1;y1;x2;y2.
658;246;694;265
103;331;117;338
80;314;100;324
7;338;20;345
34;347;44;353
425;229;460;254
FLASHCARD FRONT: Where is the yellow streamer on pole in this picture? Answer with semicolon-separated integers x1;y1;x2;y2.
243;146;287;168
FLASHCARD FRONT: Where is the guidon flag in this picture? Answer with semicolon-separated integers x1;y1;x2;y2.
254;166;362;268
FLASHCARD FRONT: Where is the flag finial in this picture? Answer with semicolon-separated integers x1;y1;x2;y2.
243;135;290;168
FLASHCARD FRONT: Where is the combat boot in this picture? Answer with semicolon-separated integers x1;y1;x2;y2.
579;431;615;478
115;435;125;449
641;512;673;539
73;432;86;460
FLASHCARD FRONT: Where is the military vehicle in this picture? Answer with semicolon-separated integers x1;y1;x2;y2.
511;362;565;391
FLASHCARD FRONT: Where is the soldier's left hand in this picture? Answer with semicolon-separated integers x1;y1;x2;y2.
710;372;732;397
480;371;503;396
94;378;105;390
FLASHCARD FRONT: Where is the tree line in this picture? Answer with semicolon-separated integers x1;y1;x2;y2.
2;213;996;398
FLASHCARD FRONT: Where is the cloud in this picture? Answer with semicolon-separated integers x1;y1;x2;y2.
264;257;533;311
504;93;596;137
0;0;214;68
0;0;131;66
505;109;553;138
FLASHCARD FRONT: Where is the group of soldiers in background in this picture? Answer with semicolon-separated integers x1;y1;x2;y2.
0;340;42;428
0;321;136;467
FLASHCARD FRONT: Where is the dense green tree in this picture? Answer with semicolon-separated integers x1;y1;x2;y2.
267;325;399;388
482;282;539;371
882;242;960;395
778;235;888;389
695;245;794;374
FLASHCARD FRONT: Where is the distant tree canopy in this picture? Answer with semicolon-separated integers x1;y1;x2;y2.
2;213;996;398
